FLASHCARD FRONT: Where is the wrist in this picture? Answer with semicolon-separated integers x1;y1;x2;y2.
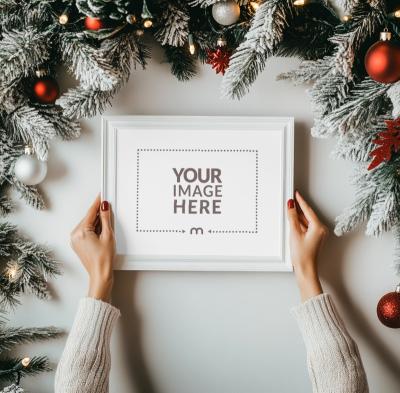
294;267;323;302
88;276;113;302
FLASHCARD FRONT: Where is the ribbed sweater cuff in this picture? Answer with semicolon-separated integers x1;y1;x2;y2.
291;293;348;349
71;298;121;351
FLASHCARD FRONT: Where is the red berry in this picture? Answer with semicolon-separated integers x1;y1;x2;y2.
84;16;103;31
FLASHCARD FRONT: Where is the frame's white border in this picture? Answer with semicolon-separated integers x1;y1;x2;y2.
101;116;294;272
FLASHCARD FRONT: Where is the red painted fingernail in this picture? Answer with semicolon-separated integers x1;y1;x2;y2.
287;199;294;209
101;201;109;211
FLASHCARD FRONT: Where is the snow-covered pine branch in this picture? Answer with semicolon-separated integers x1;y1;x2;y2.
222;0;293;99
331;2;385;79
311;78;389;137
155;1;190;47
0;29;50;83
59;33;120;91
57;86;117;119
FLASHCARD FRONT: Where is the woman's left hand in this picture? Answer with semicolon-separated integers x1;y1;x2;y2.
70;195;115;302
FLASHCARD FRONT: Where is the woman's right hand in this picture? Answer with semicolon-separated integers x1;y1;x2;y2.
70;195;115;302
287;191;328;302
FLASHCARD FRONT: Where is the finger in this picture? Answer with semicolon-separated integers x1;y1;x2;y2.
295;191;320;226
99;200;112;234
287;199;301;234
299;222;307;233
80;194;101;228
297;209;309;229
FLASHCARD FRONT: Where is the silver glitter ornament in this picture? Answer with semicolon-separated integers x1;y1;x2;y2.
212;0;240;26
13;146;47;186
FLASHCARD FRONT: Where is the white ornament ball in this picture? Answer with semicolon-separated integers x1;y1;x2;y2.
212;0;240;26
14;154;47;186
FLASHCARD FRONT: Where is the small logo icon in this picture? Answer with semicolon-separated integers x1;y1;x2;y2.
190;227;204;235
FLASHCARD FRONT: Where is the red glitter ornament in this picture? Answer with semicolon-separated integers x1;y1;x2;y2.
32;76;59;104
377;284;400;328
206;47;231;75
365;31;400;84
84;16;104;31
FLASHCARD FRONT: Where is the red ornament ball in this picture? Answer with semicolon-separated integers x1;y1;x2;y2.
84;16;104;31
206;48;232;75
377;287;400;328
365;39;400;84
32;76;59;104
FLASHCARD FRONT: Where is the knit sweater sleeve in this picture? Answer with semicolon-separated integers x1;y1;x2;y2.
54;297;121;393
292;293;369;393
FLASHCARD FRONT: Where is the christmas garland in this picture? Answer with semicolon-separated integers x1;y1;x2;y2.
3;0;400;388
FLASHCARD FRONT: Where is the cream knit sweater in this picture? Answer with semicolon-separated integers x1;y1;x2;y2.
54;294;369;393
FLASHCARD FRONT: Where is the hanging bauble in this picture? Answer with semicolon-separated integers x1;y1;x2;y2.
84;16;104;31
32;72;59;104
377;284;400;328
212;0;240;26
365;31;400;84
206;47;232;75
13;146;47;186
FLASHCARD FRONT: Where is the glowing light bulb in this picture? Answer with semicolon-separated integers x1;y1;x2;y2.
59;13;69;24
21;357;31;367
293;0;306;5
143;18;153;28
250;1;259;10
188;34;195;55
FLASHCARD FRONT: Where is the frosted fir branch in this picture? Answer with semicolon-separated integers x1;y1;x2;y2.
4;105;55;160
312;78;389;137
277;57;332;85
59;33;120;91
0;131;22;176
0;326;61;353
155;2;190;47
222;0;293;99
164;46;196;81
13;181;45;210
366;189;400;236
387;82;400;118
16;240;60;278
57;86;117;119
335;189;377;236
40;107;81;141
189;0;248;7
0;29;50;83
332;131;374;162
100;32;149;84
330;3;384;79
0;196;14;217
0;223;17;258
331;116;388;162
392;225;400;275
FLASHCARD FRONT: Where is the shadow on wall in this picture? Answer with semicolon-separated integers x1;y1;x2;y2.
112;272;159;393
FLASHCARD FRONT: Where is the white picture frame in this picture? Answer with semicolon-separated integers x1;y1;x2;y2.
101;116;294;271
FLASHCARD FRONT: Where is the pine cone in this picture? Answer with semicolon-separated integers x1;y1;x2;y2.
76;0;136;21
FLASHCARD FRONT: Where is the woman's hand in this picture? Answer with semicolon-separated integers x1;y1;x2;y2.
70;195;115;302
287;191;328;302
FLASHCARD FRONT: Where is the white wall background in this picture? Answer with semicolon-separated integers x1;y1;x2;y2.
9;44;400;393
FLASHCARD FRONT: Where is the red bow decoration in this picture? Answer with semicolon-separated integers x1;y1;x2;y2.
206;48;231;75
368;118;400;170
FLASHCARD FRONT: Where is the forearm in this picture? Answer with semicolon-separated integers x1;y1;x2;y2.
55;298;120;393
292;294;369;393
